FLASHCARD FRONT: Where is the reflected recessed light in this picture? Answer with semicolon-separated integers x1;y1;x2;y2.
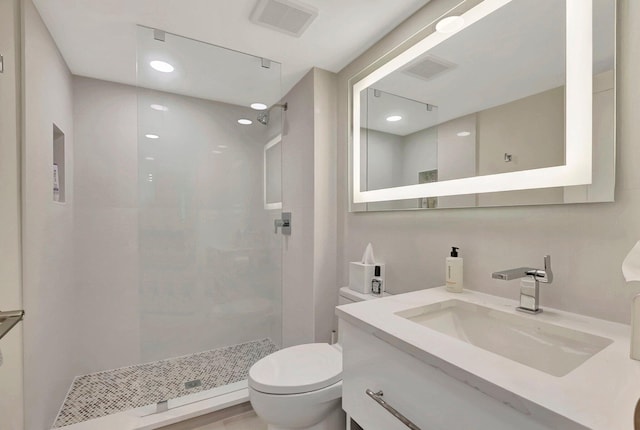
150;104;169;111
145;134;160;139
145;157;155;161
150;60;174;73
238;119;252;125
218;145;228;149
250;103;268;110
386;115;402;122
436;16;465;34
457;131;471;137
212;150;223;154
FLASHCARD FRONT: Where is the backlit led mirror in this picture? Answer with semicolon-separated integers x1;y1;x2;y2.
350;0;615;211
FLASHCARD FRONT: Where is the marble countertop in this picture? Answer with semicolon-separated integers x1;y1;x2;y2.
336;287;640;430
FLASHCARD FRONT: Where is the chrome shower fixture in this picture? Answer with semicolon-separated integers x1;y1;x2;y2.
257;112;269;125
257;102;288;125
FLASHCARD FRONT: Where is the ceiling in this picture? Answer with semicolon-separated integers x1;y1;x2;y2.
32;0;431;106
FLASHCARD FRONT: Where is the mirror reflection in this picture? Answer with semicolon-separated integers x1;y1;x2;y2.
264;135;283;210
357;0;615;210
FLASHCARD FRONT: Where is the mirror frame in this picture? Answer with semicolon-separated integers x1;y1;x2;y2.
351;0;594;205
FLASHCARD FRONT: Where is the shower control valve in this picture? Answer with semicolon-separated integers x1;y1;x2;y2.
274;212;291;235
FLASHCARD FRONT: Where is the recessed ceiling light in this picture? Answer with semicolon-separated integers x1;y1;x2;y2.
386;115;402;122
150;104;169;111
250;103;268;110
145;157;155;161
457;131;471;137
238;119;252;125
150;60;174;73
145;134;160;139
212;150;223;154
436;16;465;34
218;145;228;149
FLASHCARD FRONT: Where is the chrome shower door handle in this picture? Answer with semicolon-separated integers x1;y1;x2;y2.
274;212;291;235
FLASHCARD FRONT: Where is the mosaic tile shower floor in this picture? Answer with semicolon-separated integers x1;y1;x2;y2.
53;338;278;428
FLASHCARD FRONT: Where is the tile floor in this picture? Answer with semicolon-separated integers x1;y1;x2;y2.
194;412;266;430
162;409;266;430
54;339;278;428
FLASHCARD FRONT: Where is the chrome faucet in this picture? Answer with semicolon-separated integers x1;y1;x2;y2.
491;255;553;314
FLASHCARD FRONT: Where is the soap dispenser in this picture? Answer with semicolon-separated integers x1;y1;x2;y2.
446;247;463;293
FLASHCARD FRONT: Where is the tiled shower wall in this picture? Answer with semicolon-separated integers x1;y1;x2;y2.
73;77;282;374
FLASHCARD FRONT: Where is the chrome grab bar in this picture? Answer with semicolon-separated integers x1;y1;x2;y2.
0;310;25;341
366;389;422;430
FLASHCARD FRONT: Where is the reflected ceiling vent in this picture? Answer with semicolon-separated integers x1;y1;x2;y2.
250;0;318;37
403;55;457;82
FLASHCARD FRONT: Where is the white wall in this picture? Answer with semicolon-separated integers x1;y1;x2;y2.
365;129;404;190
281;70;316;346
72;77;141;373
336;0;640;324
0;0;24;429
402;126;437;186
22;0;76;428
437;114;477;208
281;68;338;346
312;69;338;343
478;87;565;206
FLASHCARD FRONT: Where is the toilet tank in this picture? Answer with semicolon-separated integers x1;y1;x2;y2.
338;286;391;305
335;287;391;343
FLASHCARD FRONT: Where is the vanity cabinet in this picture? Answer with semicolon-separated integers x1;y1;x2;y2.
340;320;559;430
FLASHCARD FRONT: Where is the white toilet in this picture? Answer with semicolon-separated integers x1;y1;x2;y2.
248;287;390;430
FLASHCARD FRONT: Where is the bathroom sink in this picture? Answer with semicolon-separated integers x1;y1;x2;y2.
395;300;613;377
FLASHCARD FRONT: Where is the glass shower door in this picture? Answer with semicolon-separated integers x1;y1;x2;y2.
135;26;283;406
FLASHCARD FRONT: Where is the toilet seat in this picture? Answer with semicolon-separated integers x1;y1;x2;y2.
248;343;342;395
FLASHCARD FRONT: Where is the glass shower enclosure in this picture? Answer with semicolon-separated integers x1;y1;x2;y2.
135;26;283;407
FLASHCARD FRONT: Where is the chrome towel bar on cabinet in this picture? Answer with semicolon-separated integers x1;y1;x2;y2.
365;389;422;430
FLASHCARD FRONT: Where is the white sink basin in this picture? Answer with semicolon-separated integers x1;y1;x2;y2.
396;299;613;377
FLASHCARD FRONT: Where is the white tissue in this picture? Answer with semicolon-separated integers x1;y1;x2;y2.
361;243;376;264
622;241;640;282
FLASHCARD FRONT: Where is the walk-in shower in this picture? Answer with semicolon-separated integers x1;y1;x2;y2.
53;27;284;427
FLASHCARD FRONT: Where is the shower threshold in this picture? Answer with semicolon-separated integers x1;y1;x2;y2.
53;338;278;429
55;381;250;430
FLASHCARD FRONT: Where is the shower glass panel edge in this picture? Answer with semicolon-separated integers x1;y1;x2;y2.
135;25;283;409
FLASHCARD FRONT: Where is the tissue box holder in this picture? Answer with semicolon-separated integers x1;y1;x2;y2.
349;262;385;294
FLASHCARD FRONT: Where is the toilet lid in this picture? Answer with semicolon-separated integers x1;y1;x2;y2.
248;343;342;395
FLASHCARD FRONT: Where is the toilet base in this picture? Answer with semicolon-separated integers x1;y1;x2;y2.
266;405;345;430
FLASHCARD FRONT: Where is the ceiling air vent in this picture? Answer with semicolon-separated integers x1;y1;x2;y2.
250;0;318;37
403;55;457;81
